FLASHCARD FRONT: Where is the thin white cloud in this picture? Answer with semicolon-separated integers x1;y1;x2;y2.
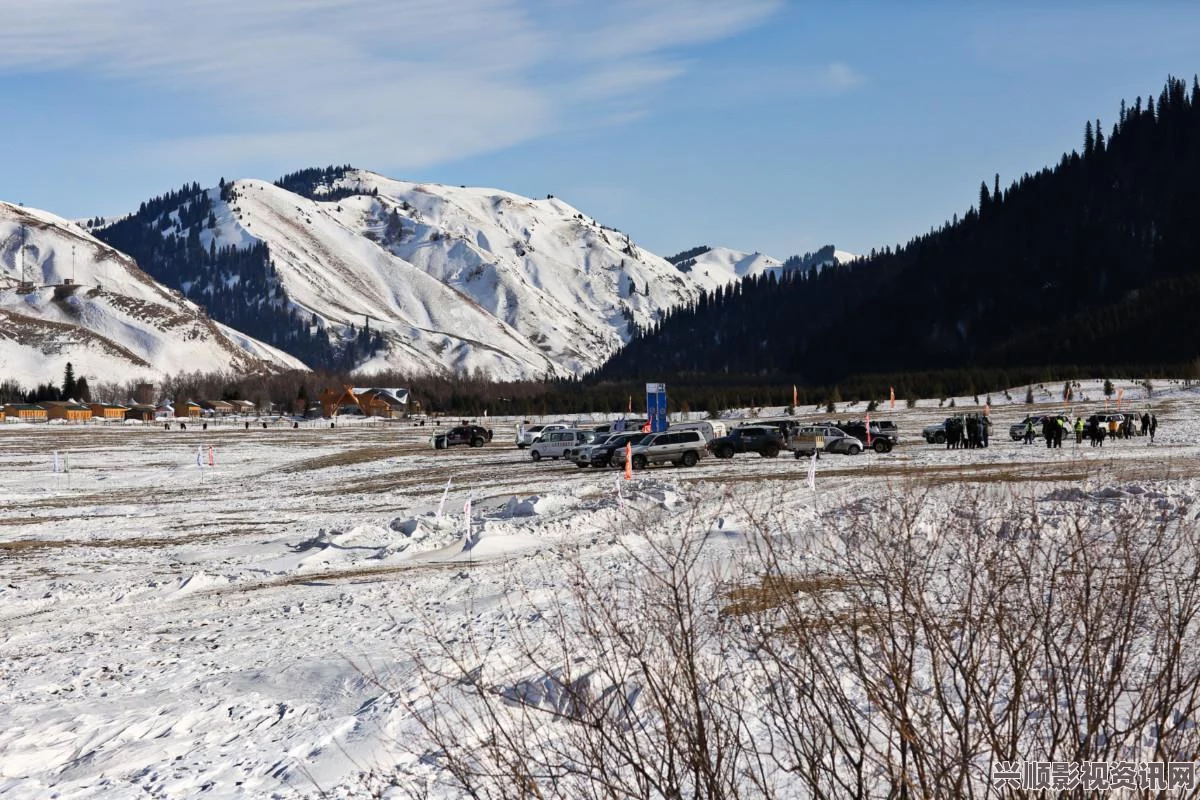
0;0;783;174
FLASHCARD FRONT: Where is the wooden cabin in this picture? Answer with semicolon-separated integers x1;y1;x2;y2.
199;400;234;416
3;403;47;422
229;399;256;415
88;403;128;420
319;385;409;418
124;404;157;422
42;401;93;422
174;401;202;419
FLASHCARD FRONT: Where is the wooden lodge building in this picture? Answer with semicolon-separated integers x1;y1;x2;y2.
3;403;48;422
89;403;129;420
318;386;409;419
42;401;93;422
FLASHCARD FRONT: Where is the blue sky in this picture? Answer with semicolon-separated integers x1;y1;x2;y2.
2;1;1200;260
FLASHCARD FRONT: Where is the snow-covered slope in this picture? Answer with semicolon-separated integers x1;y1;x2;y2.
187;171;703;379
671;246;784;290
0;202;306;388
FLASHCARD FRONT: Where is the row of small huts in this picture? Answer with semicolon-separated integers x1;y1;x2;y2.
2;399;259;423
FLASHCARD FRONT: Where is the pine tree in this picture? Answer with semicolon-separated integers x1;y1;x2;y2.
62;362;77;400
1103;378;1115;398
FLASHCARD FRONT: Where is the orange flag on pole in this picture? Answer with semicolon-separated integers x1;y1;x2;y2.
1116;387;1124;410
865;413;872;447
624;442;633;480
792;384;798;408
889;386;895;410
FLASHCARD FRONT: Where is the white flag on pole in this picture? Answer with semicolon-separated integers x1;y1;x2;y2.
807;451;817;490
196;446;203;467
462;494;478;550
615;474;623;505
53;451;60;473
435;477;452;521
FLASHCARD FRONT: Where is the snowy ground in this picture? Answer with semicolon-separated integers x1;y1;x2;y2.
2;378;1198;798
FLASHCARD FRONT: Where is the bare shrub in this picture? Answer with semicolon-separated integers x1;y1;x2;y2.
382;483;1200;799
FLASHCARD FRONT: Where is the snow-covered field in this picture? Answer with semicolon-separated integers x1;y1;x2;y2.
2;379;1199;798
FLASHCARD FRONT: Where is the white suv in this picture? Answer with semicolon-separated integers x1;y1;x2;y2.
629;429;708;469
516;422;570;448
529;429;594;461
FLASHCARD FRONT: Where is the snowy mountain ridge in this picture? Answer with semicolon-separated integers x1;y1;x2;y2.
0;201;306;388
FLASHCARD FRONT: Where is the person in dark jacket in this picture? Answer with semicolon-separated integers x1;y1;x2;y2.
1149;414;1158;443
1042;416;1056;449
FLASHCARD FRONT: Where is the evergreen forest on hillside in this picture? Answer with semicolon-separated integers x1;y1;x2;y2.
596;76;1200;389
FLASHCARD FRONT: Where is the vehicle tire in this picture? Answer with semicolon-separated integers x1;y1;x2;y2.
681;451;698;467
434;437;446;449
933;432;946;444
794;450;802;459
719;444;735;459
531;450;541;462
598;456;611;468
470;437;484;447
575;462;588;468
516;443;527;449
873;439;892;453
848;444;862;456
632;454;648;470
762;444;780;459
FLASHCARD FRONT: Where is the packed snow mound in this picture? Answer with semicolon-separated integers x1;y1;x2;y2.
0;201;306;386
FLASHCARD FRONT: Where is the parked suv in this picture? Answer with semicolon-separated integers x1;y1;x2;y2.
433;424;493;449
568;431;646;468
1008;415;1045;441
706;426;785;459
629;429;708;469
529;429;595;461
515;422;570;448
923;419;949;444
789;424;865;456
834;421;897;453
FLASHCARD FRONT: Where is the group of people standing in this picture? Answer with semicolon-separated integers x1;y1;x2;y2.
1022;411;1158;448
944;413;991;449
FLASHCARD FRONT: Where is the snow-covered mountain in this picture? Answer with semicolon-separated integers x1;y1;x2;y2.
0;202;306;388
158;170;701;379
669;245;785;290
93;170;705;381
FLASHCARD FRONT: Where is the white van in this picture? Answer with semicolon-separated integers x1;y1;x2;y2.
669;420;727;440
529;429;595;461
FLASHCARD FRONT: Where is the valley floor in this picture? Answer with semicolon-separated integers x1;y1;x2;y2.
2;380;1198;798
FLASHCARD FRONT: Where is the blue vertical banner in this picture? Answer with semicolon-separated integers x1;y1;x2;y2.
646;382;668;432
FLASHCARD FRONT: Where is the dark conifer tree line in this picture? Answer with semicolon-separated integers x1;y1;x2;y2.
594;76;1200;391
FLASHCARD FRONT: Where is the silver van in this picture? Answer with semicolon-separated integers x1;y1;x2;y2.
629;429;709;469
529;429;594;461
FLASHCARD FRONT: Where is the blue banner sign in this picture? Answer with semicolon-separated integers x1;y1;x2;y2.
646;382;668;432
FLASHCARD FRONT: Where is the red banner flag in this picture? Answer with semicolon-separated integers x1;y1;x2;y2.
792;384;798;408
865;413;872;447
624;442;633;480
889;386;895;410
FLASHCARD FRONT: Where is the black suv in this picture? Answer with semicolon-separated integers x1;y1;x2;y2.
706;426;785;459
433;424;493;449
